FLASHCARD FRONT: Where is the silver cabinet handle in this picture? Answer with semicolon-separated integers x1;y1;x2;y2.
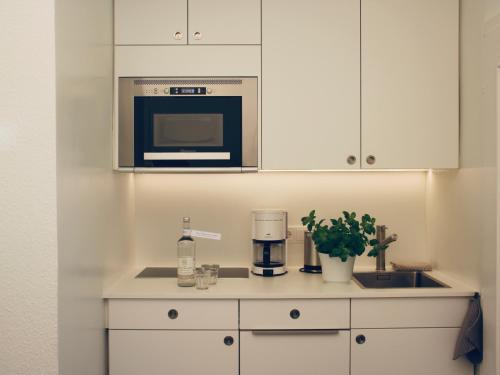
366;155;376;165
250;330;340;336
167;309;178;319
347;155;357;165
356;334;366;344
193;31;202;40
174;31;184;40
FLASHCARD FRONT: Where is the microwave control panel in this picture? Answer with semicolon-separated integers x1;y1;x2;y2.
169;87;207;95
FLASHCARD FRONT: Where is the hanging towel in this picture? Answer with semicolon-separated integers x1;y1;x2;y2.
453;293;483;365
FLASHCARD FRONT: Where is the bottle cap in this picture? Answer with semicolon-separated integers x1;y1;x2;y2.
183;217;190;223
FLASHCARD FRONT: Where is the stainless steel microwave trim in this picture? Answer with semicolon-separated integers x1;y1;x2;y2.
143;152;231;160
117;76;258;171
248;330;341;336
132;167;246;173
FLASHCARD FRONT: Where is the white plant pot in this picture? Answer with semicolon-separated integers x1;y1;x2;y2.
318;253;355;283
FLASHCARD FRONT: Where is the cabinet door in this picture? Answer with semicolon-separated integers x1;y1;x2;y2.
188;0;261;44
262;0;360;170
115;0;187;45
361;0;459;169
241;330;350;375
351;328;473;375
109;330;238;375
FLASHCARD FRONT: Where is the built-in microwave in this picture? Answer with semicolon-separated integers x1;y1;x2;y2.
117;77;258;172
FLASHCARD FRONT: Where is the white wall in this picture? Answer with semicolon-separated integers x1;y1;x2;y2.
55;0;134;374
427;1;500;374
0;1;58;374
133;172;428;269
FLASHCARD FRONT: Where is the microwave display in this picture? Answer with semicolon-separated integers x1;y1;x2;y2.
170;87;207;95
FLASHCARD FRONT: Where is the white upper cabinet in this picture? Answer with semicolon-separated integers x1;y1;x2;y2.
262;0;361;170
115;0;187;45
188;0;261;44
115;0;260;45
361;0;459;169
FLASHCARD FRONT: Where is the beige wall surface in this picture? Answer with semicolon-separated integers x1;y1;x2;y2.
55;0;134;374
427;1;500;374
133;172;428;269
0;1;58;374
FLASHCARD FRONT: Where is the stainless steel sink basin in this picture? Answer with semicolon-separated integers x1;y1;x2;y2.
353;271;449;289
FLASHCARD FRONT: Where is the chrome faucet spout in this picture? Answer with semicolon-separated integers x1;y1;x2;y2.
375;225;397;272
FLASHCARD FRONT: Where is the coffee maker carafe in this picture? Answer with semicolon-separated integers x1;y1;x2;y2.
251;210;288;276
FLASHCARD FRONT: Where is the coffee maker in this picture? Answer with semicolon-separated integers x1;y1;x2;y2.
251;210;288;277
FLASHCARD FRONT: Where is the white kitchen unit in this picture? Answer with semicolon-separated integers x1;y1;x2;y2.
110;330;238;375
262;0;459;170
240;330;350;375
361;0;459;169
114;0;187;45
351;298;472;375
115;0;260;45
108;299;239;375
240;299;350;375
262;0;361;170
105;270;475;375
188;0;261;45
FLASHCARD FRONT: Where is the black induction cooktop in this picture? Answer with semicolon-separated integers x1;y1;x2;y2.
136;267;249;279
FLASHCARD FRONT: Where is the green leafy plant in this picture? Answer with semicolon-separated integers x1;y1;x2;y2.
301;210;389;262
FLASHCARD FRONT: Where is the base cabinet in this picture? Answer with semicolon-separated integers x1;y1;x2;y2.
240;330;350;375
109;330;238;375
351;328;472;375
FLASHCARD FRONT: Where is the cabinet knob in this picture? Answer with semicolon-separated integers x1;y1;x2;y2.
193;32;202;40
355;334;366;344
366;155;376;165
174;31;184;40
347;155;357;165
167;309;178;319
290;309;301;319
224;336;234;346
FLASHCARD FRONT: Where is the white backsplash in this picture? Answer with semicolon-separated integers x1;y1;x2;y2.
132;171;428;269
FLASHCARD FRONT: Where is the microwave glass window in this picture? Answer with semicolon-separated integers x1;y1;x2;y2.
153;114;223;147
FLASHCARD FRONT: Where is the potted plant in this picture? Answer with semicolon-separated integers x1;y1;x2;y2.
301;210;388;282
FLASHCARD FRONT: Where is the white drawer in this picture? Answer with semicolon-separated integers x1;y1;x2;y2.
240;299;350;330
107;299;238;329
351;297;469;328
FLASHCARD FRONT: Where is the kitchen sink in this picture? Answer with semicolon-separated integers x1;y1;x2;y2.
352;271;449;289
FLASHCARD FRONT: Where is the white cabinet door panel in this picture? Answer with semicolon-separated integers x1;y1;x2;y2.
351;328;473;375
240;299;350;330
361;0;459;169
241;330;350;375
262;0;360;170
188;0;261;44
109;330;238;375
115;0;187;45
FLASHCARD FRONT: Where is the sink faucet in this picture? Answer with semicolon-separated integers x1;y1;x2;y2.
375;225;398;271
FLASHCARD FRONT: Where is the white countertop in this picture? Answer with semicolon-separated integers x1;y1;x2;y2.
103;267;476;299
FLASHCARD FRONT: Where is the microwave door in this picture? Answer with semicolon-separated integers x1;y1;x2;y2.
134;96;242;168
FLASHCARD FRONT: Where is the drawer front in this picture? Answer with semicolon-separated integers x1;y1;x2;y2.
108;299;238;329
240;299;350;329
241;330;350;375
110;330;238;375
351;297;469;328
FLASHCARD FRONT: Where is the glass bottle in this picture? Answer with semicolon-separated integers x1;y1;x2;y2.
177;217;196;287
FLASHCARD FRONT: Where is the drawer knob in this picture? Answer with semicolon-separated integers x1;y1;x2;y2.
174;31;184;40
167;309;178;319
224;336;234;346
193;31;202;40
347;155;357;165
366;155;376;165
356;334;366;344
290;309;301;319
